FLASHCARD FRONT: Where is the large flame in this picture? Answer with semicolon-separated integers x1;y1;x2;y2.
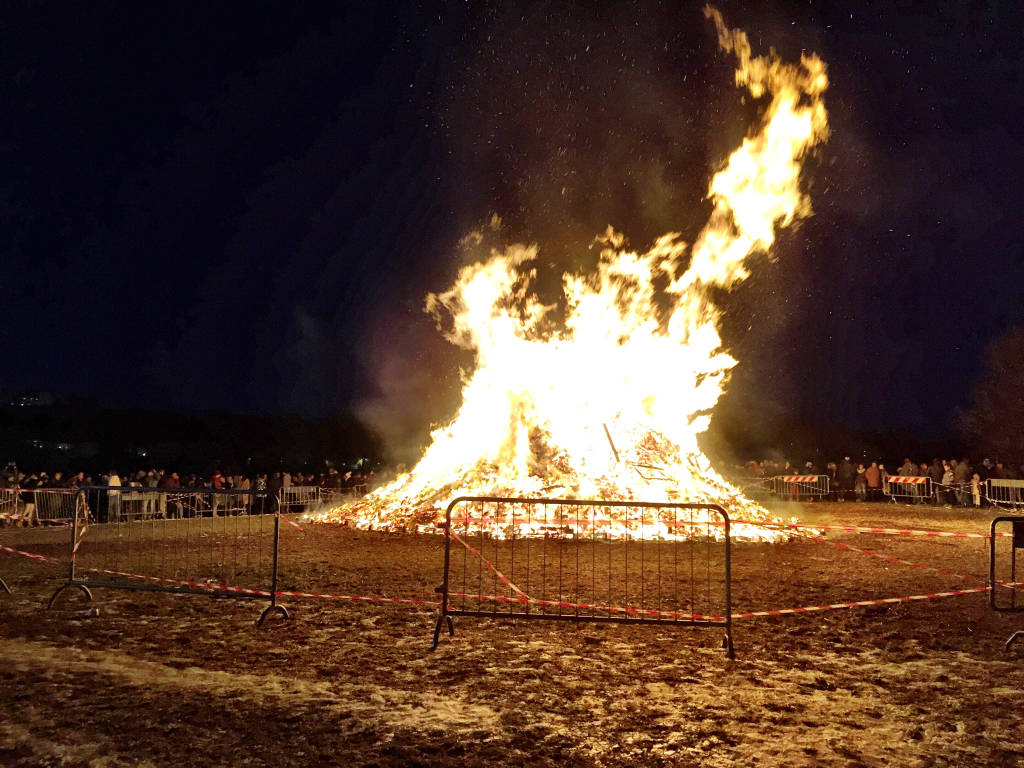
315;9;828;540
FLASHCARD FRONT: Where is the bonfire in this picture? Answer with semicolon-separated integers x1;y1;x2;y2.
313;8;829;540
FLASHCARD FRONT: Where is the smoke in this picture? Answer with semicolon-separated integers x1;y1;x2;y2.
352;217;510;463
352;305;467;466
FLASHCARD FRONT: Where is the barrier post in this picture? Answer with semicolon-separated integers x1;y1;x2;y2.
431;520;455;648
48;490;93;607
723;513;733;658
989;515;1024;650
258;491;289;626
0;489;14;592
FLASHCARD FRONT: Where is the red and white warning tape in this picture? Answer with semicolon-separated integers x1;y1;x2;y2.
798;533;984;583
274;511;304;532
3;530;1021;623
1;538;1003;623
0;512;28;523
735;519;1010;539
731;586;992;619
785;522;1024;592
0;544;62;565
448;528;532;600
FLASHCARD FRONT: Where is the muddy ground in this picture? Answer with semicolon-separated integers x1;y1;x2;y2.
1;501;1022;767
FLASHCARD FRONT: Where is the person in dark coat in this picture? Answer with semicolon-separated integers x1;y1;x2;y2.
837;456;855;501
266;472;283;515
927;459;944;504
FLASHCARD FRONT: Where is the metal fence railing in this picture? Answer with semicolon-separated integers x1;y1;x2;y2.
987;479;1024;510
433;496;734;657
0;488;19;521
279;485;321;513
773;475;830;500
32;488;80;523
48;487;288;624
884;476;931;504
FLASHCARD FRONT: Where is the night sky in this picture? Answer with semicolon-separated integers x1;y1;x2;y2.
4;2;1023;451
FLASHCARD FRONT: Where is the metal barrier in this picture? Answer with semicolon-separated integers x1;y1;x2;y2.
0;488;20;522
0;510;12;591
987;479;1024;509
432;496;734;658
773;475;829;500
48;487;288;625
989;516;1024;649
33;488;80;523
279;485;321;513
0;489;23;592
885;476;931;504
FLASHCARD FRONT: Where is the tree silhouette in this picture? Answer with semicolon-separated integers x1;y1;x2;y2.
958;325;1024;462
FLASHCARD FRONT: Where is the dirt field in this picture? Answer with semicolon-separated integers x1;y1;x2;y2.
1;501;1022;767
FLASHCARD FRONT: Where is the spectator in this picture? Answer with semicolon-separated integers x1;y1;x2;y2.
854;464;867;501
837;456;855;502
211;469;227;516
825;461;838;501
143;469;159;516
927;459;943;504
865;461;881;501
19;481;37;524
940;461;954;506
953;458;971;506
267;472;283;514
108;470;122;523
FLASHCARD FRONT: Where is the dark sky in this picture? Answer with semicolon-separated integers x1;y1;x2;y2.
3;1;1022;446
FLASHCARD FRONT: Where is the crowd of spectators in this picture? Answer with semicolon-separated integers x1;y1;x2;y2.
2;466;379;494
5;453;1023;517
0;463;395;525
741;455;1024;505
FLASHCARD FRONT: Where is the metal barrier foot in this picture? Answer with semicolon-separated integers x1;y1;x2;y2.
256;603;289;626
0;578;11;595
723;633;735;660
48;582;92;609
1006;631;1023;651
431;614;455;649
